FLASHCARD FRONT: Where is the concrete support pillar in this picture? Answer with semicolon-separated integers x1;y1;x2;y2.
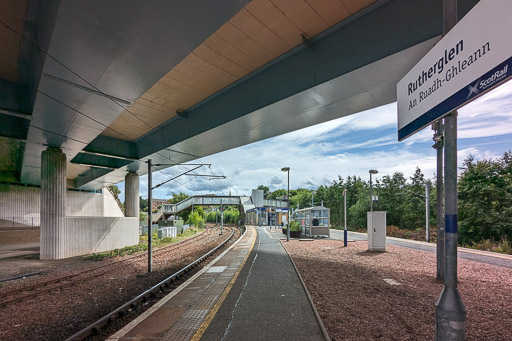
124;172;140;219
40;147;67;260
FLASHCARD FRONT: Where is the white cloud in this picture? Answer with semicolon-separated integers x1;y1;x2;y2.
117;78;512;201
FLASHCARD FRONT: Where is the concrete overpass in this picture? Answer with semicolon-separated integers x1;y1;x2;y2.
0;0;479;259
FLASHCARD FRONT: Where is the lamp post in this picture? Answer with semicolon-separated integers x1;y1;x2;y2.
343;189;348;247
311;191;315;207
425;181;430;242
220;198;223;235
281;167;290;242
268;192;272;229
369;170;378;213
369;169;378;238
147;159;152;273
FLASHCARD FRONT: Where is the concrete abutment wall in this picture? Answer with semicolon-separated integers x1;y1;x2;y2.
0;147;139;259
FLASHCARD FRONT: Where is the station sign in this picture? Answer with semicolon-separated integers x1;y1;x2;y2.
397;0;512;141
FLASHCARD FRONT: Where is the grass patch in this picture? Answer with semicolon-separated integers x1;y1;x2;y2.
466;237;512;255
333;225;511;255
86;227;204;261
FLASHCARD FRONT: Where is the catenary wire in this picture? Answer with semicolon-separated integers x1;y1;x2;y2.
0;17;221;193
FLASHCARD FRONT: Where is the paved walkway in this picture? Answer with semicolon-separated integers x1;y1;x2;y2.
329;229;512;269
200;226;325;341
0;243;39;259
108;226;326;340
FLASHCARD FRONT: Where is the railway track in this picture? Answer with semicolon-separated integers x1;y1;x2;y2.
65;225;241;341
0;226;217;308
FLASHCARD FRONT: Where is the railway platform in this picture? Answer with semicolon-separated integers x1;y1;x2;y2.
108;225;327;341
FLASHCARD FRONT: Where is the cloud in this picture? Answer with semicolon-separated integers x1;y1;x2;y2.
117;78;512;200
270;176;283;186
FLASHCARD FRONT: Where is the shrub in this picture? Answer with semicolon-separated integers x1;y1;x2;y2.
188;210;205;228
468;237;512;254
206;210;218;223
290;221;301;232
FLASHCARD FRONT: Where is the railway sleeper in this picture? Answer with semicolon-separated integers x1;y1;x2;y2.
64;228;237;341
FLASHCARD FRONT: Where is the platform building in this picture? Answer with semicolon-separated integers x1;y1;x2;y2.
295;206;330;237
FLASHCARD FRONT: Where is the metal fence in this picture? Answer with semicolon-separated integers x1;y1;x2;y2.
0;216;41;229
263;199;288;208
162;196;243;214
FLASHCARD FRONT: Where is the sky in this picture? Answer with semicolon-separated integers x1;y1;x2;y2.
117;79;512;202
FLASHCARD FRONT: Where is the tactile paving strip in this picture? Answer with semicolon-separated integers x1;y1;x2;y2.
161;234;253;341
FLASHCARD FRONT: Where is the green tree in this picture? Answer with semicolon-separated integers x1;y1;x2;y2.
223;206;240;224
374;172;407;227
179;208;192;222
193;206;205;218
109;184;121;200
206;210;220;223
140;196;148;212
168;192;189;204
291;188;315;209
140;211;147;223
270;189;287;200
348;184;370;228
257;185;270;198
188;210;205;228
458;152;512;244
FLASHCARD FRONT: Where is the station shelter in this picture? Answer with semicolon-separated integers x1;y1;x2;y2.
245;207;289;226
295;206;330;237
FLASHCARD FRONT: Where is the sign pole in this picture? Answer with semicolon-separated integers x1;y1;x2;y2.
147;159;152;273
435;1;466;339
425;181;430;242
343;189;347;247
434;120;445;282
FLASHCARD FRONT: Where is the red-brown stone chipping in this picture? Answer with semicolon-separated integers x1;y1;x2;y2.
283;240;511;341
0;227;238;340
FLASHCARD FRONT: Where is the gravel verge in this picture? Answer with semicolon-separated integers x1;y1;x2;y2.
283;239;511;341
0;226;239;340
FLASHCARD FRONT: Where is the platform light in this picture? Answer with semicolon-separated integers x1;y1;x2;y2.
369;170;378;213
281;167;290;242
369;170;378;243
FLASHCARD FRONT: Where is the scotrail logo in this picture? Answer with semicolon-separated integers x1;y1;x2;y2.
467;64;509;99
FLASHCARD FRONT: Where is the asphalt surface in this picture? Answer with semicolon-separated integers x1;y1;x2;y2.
329;229;512;269
0;243;39;259
201;226;325;341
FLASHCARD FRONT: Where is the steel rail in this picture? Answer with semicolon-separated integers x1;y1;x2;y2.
0;230;210;305
65;226;238;341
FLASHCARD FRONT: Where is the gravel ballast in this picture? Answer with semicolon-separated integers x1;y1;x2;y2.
0;226;237;340
283;239;511;341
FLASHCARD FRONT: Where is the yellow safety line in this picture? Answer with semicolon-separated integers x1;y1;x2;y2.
191;226;257;341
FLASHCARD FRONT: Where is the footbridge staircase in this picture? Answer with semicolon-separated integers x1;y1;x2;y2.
153;195;288;222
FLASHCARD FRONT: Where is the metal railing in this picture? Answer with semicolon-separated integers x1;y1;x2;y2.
0;216;40;229
263;199;288;208
162;196;242;215
158;196;288;220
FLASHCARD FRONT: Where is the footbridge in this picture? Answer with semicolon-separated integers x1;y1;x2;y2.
155;195;288;222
